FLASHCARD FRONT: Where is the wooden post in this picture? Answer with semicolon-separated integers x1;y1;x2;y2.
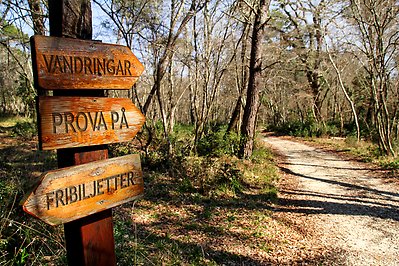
48;1;116;265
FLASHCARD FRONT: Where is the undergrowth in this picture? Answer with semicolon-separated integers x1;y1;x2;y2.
1;117;279;265
110;126;279;264
0;117;64;265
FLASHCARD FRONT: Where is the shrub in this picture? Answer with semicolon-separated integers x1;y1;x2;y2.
268;120;341;138
11;121;37;139
197;125;240;157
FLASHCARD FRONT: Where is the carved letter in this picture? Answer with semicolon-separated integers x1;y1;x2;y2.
82;183;90;199
63;56;73;73
64;112;76;133
76;112;88;132
120;108;129;129
124;60;132;76
46;192;54;210
69;186;78;203
43;55;54;73
91;180;97;197
97;111;107;131
116;60;124;75
127;172;135;186
97;179;104;195
55;189;65;207
120;173;127;188
114;175;118;190
52;113;63;133
111;111;119;130
107;59;115;74
106;176;111;192
88;112;99;131
54;55;63;73
84;57;93;74
78;184;82;201
97;58;106;76
74;57;83;74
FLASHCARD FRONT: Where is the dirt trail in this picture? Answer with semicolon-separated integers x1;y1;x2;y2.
264;137;399;266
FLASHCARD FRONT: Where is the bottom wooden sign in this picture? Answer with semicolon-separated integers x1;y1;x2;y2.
22;154;143;226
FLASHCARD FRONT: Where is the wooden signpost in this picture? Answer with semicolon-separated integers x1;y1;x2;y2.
23;154;143;225
38;96;145;150
31;35;144;90
21;1;145;265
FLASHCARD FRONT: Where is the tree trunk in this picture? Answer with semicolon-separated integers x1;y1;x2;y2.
239;0;271;159
327;45;360;142
28;0;45;35
227;95;242;133
227;23;250;134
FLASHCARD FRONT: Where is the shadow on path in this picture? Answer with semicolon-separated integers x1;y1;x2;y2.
278;166;399;221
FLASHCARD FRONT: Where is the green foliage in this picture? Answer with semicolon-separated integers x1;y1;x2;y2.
380;159;399;170
250;142;274;163
11;121;37;139
268;120;340;138
0;117;63;265
16;75;36;118
197;125;240;157
168;124;195;157
378;154;399;175
0;21;29;41
213;161;244;195
142;125;278;202
113;208;217;265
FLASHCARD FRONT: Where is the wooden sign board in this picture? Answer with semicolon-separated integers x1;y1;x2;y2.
22;154;143;226
38;96;145;150
31;35;144;90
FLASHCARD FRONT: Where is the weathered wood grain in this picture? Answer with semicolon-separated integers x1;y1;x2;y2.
22;154;144;226
31;35;144;90
38;96;145;150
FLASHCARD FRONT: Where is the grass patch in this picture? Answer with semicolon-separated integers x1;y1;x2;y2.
0;123;63;265
304;136;399;177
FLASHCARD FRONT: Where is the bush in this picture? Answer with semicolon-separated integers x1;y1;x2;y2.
197;125;240;157
110;123;279;201
11;121;37;139
268;120;341;138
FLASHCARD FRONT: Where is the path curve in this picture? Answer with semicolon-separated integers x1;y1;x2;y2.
264;137;399;266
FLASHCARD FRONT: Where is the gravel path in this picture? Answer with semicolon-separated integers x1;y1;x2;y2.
264;137;399;266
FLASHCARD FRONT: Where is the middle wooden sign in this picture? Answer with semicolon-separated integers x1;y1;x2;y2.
38;96;145;150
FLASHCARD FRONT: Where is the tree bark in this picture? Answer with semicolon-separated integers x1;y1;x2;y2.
28;0;45;35
227;95;242;133
327;45;360;142
239;0;271;159
227;23;250;134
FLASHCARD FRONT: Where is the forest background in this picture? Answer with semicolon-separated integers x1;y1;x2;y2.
2;0;399;157
1;0;399;265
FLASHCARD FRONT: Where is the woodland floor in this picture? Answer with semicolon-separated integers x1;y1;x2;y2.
2;119;399;265
264;136;399;266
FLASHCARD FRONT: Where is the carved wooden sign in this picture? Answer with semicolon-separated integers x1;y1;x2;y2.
38;96;145;150
22;154;143;226
31;35;144;90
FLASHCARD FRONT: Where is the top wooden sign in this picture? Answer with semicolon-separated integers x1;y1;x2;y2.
30;36;144;90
